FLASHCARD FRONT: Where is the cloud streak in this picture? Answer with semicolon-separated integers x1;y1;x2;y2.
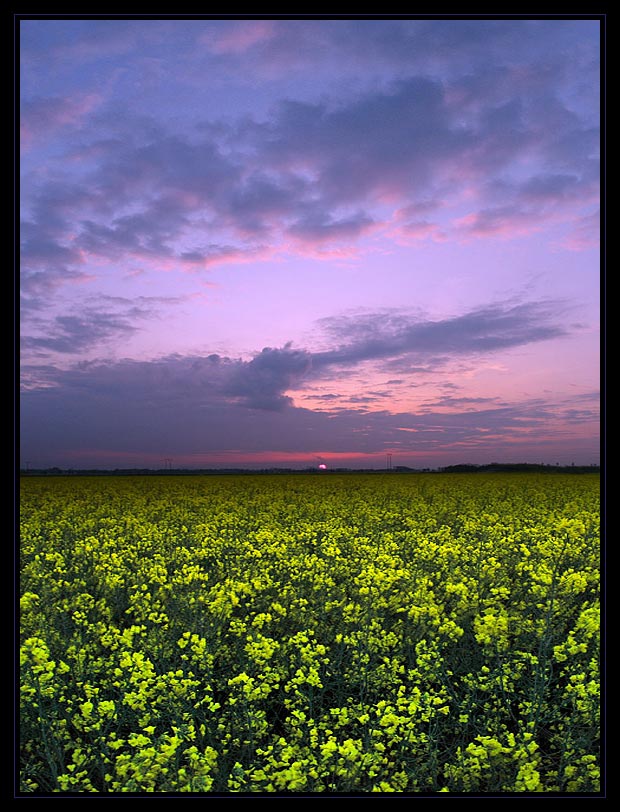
312;300;567;369
22;297;570;408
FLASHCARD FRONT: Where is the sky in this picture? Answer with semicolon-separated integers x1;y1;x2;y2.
19;16;602;470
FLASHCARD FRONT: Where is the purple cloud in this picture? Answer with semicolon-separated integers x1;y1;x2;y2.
313;300;567;369
20;359;598;468
22;298;570;407
21;93;101;147
288;210;375;243
20;21;599;325
21;300;157;356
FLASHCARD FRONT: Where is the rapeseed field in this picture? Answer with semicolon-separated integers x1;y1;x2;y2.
19;472;600;794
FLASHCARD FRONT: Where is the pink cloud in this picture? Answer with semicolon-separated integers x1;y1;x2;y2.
454;207;545;240
391;218;448;243
287;214;380;249
173;449;394;468
559;211;600;251
177;244;276;270
61;448;381;469
21;93;102;149
281;239;366;263
384;202;451;244
208;20;277;54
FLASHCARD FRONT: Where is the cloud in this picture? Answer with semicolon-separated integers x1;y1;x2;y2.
20;216;95;309
21;182;104;308
392;218;446;242
259;77;473;204
288;210;376;244
21;262;91;305
313;300;568;369
517;172;582;203
21;307;148;356
224;344;313;410
221;172;308;237
561;210;600;251
208;19;278;55
178;243;273;269
455;205;545;238
201;299;569;412
21;229;82;269
20;22;599;311
453;166;600;241
304;393;342;401
197;19;597;85
22;297;571;409
20;356;599;468
20;94;102;148
20;292;187;358
76;193;195;259
422;395;502;410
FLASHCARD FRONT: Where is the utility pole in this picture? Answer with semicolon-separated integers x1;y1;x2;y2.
386;453;392;471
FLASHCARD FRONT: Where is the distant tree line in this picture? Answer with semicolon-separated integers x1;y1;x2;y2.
437;463;599;474
19;462;599;476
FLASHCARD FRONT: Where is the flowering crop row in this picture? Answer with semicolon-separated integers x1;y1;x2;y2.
20;472;600;793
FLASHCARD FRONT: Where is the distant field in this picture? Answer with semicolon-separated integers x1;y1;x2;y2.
20;473;600;793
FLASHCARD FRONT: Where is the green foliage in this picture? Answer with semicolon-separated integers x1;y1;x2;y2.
20;473;600;793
